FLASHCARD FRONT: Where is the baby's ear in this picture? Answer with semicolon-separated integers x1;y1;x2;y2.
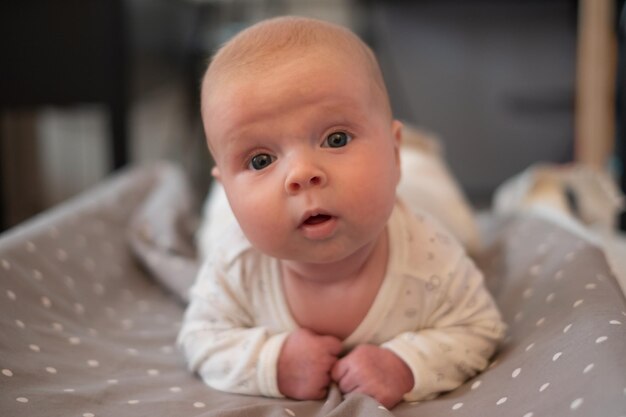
211;166;222;182
392;120;403;166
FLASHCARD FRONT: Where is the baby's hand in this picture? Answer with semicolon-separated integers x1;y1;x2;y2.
331;344;414;409
277;328;342;400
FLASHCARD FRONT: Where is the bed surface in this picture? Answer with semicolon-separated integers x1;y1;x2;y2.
1;163;625;416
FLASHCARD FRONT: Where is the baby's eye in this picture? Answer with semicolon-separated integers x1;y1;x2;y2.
248;153;275;170
323;131;352;148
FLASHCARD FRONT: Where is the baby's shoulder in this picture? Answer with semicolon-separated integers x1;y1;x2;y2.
391;200;465;277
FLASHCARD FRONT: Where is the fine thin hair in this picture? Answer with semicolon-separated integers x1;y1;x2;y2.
201;16;392;118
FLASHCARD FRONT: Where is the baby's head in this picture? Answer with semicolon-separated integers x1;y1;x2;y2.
201;16;403;264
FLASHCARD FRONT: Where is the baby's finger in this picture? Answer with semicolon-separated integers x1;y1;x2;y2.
337;376;359;394
330;358;348;382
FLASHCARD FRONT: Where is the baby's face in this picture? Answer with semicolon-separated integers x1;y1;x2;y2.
203;48;402;264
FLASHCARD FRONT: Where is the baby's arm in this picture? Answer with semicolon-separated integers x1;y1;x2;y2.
382;255;505;402
333;255;505;406
178;260;341;399
177;260;284;396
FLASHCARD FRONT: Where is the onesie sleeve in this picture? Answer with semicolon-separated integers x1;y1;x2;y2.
177;258;289;398
382;254;506;402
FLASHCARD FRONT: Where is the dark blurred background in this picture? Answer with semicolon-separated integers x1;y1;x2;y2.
1;0;624;232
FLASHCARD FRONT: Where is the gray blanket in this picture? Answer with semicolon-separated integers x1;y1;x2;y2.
1;163;625;416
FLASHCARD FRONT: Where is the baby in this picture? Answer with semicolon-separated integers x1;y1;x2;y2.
178;16;505;409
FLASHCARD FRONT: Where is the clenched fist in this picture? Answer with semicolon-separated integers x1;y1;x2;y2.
277;328;342;400
331;344;414;409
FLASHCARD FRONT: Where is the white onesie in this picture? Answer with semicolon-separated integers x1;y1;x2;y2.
178;199;505;402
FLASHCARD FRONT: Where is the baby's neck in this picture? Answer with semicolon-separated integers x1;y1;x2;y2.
280;229;389;286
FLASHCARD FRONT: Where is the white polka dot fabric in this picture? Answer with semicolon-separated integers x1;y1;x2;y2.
1;164;625;417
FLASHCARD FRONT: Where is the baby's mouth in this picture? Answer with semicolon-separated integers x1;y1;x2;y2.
298;210;338;239
303;214;332;226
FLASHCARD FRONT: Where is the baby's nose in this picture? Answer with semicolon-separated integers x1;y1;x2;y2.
285;164;327;195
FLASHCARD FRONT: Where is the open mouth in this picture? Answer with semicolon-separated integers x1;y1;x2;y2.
303;214;332;226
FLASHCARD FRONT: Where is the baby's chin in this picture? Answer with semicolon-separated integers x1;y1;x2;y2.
277;238;378;266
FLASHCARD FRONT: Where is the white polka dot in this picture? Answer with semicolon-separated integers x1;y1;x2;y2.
56;249;68;261
596;336;608;344
471;380;481;390
523;413;534;417
496;397;507;405
15;319;25;329
537;243;548;254
76;234;87;246
126;348;138;355
25;241;36;252
514;312;524;322
52;322;63;331
536;317;546;327
46;367;57;374
540;383;550;392
75;303;85;315
285;408;297;416
87;360;99;368
573;299;584;308
16;397;29;403
530;264;541;276
2;369;14;377
565;252;575;261
169;386;182;393
83;258;95;272
570;398;583;410
583;363;594;374
41;296;52;308
64;276;75;287
610;320;622;325
32;269;43;280
29;344;40;352
1;259;11;270
69;337;81;345
525;343;535;352
193;402;205;408
64;388;75;393
563;323;573;333
512;368;521;378
7;290;16;301
554;270;564;280
585;283;596;290
545;293;555;303
452;402;463;410
83;413;95;417
523;288;533;299
147;369;159;376
128;400;140;405
552;352;562;361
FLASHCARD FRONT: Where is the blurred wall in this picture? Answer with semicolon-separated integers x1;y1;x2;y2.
370;1;577;203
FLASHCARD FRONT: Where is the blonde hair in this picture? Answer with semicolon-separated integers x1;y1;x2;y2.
201;16;391;118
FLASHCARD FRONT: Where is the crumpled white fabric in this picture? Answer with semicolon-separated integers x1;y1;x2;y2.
493;162;626;296
396;125;482;255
